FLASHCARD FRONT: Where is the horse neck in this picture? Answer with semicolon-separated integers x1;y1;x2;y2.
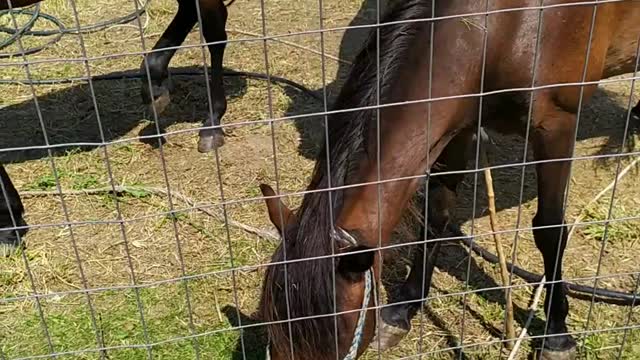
334;56;464;248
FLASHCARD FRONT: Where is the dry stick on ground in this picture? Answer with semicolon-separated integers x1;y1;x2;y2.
507;276;546;360
228;28;351;66
480;148;516;350
21;186;280;241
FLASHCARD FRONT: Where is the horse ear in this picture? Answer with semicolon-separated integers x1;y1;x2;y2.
260;184;294;234
337;245;375;274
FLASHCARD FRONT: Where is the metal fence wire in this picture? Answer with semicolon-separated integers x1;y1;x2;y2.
1;0;639;359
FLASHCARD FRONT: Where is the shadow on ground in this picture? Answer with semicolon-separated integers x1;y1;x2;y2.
0;66;248;164
222;305;268;360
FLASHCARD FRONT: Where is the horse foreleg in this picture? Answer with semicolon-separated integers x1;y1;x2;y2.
373;130;473;351
196;0;228;153
531;102;577;360
140;0;198;115
0;164;27;256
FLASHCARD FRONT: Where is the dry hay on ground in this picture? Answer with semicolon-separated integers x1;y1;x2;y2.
1;0;640;359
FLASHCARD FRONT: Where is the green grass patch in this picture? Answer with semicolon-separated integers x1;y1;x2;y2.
581;201;640;244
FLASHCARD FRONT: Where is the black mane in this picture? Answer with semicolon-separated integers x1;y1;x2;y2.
259;0;433;357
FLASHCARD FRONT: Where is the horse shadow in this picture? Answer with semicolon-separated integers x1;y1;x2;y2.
281;0;395;160
222;305;268;360
0;66;248;164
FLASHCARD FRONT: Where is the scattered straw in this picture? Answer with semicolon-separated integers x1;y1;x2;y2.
228;28;350;66
507;155;640;359
20;186;280;242
567;156;640;242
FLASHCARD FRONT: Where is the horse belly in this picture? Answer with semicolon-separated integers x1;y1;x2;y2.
481;9;539;135
482;93;531;136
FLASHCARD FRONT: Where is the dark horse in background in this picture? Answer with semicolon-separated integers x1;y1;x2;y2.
0;0;232;253
258;1;640;360
1;0;233;151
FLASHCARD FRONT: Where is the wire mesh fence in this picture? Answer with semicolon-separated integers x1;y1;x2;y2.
1;0;639;359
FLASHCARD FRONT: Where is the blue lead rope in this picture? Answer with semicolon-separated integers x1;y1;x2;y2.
344;268;373;360
265;268;375;360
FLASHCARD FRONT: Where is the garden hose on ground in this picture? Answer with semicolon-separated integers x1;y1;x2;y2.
0;2;148;58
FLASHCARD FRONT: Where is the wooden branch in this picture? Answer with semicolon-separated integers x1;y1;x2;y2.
480;149;516;350
507;276;546;360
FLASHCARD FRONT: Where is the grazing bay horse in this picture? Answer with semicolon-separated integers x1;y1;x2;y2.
258;1;640;359
1;0;233;153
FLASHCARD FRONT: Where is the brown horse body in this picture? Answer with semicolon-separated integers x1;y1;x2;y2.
260;1;639;359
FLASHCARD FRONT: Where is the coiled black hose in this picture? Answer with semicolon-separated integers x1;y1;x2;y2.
447;224;639;306
0;1;148;58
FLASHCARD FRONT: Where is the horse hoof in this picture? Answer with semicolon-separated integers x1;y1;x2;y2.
197;131;225;153
537;346;577;360
370;320;409;352
141;79;173;116
147;92;171;116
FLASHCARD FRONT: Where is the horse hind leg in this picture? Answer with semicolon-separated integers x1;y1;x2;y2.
140;0;198;115
373;130;472;351
196;0;228;153
531;100;578;360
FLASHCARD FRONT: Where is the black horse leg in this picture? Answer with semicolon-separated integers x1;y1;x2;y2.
0;164;27;256
374;130;473;351
196;0;228;153
531;103;577;360
372;218;441;351
632;100;640;119
140;0;198;115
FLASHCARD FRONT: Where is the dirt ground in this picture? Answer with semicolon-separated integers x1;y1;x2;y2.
1;0;639;359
